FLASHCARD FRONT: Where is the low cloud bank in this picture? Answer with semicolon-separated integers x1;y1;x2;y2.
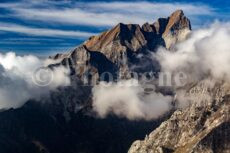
92;79;172;120
0;52;70;109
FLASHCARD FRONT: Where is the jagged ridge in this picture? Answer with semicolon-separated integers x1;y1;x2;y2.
53;10;191;83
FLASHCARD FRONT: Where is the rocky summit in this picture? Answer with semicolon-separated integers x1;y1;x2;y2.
52;9;191;83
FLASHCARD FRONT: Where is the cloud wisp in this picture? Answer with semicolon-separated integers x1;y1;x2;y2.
0;22;97;38
0;1;215;27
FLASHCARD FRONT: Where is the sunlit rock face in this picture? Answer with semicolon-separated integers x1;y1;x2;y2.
128;81;230;153
52;10;191;83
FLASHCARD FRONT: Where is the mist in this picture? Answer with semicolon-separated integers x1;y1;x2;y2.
156;22;230;82
0;52;70;109
92;79;172;120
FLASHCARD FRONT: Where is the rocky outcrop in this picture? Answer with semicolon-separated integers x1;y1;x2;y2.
128;81;230;153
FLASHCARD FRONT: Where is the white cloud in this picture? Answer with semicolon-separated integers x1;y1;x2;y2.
0;52;70;109
92;79;172;120
0;1;215;27
0;22;96;38
156;22;230;82
87;2;213;16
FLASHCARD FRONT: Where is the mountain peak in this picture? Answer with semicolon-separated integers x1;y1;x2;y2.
53;10;191;83
166;9;191;32
171;9;184;17
84;22;144;53
84;9;191;53
162;9;191;48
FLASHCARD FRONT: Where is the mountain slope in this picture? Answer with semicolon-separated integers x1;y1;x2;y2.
128;81;230;153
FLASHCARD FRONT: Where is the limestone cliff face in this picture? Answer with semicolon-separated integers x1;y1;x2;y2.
53;10;191;83
128;81;230;153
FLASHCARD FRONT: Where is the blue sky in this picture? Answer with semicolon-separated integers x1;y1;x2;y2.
0;0;229;56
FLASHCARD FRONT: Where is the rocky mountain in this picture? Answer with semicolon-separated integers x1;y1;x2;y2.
52;9;191;83
1;9;218;153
